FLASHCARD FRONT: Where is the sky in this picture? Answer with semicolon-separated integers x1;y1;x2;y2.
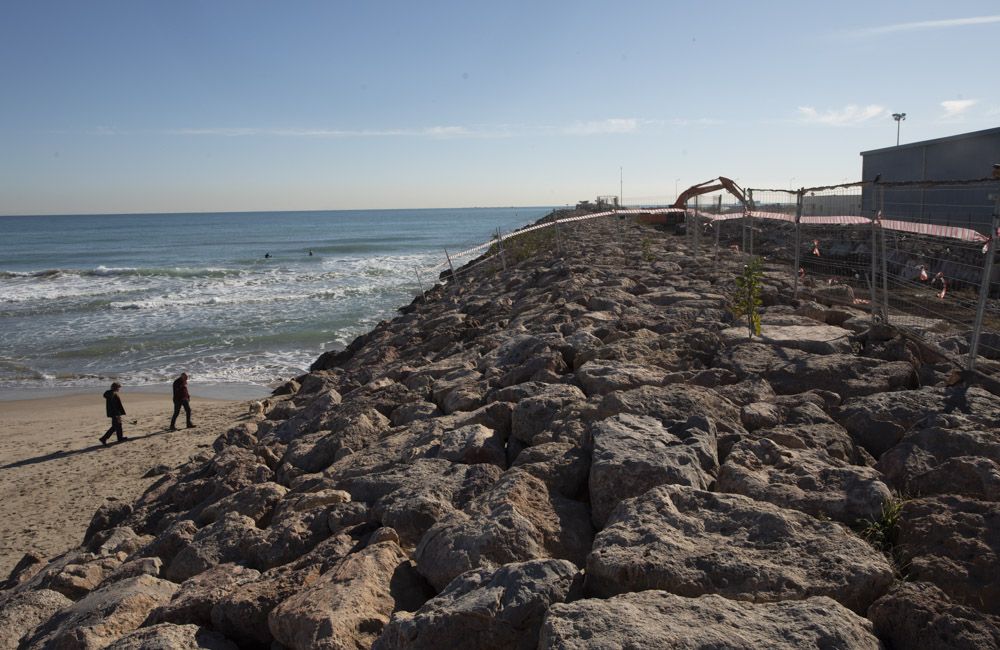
1;1;997;215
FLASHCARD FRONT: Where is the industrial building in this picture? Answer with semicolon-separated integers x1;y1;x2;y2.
860;126;1000;231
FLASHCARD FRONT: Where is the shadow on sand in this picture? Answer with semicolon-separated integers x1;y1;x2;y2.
0;428;174;471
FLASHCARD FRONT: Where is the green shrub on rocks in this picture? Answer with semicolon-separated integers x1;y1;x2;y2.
731;256;764;339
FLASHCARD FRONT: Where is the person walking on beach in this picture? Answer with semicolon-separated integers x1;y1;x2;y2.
100;382;128;446
170;372;196;431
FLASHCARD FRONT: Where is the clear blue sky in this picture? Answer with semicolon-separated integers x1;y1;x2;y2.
1;1;997;215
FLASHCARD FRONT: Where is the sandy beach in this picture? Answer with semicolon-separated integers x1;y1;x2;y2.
0;390;253;578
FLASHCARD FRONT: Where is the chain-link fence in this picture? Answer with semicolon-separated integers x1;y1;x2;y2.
420;178;1000;373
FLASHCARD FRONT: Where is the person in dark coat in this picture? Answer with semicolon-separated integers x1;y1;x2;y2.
101;382;128;446
170;372;196;431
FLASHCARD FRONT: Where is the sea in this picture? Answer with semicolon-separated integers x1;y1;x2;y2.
0;207;552;400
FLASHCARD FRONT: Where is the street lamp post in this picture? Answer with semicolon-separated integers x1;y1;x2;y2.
675;178;680;202
892;112;906;146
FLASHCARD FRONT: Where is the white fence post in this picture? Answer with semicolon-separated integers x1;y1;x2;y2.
793;189;803;299
496;227;507;271
413;265;425;295
870;184;879;322
444;248;456;280
554;217;563;256
879;184;890;322
968;192;1000;370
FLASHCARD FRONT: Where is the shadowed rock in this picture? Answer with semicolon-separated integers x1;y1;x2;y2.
718;438;891;525
104;623;238;649
589;414;715;528
416;470;593;591
375;559;582;650
268;540;431;650
868;581;1000;650
896;495;1000;615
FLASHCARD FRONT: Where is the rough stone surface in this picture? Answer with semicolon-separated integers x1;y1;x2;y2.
375;559;582;650
587;485;893;613
21;575;178;650
589;413;715;528
878;427;1000;500
718;438;891;524
836;386;1000;458
416;470;593;591
268;541;431;649
145;563;261;627
103;623;238;650
868;581;1000;650
896;495;1000;615
539;591;881;650
0;589;73;650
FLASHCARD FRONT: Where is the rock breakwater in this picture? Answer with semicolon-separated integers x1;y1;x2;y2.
2;213;999;648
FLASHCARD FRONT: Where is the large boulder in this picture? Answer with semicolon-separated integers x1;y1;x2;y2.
145;563;261;627
0;589;73;650
415;470;593;591
21;575;178;650
877;427;1000;500
586;485;893;613
510;384;586;444
83;499;133;545
718;438;891;525
103;623;237;649
209;535;355;647
195;482;287;528
165;513;265;582
539;591;881;649
868;581;1000;649
896;496;1000;615
574;361;666;397
375;559;582;650
836;386;1000;458
720;323;856;355
589;414;715;528
510;442;589;499
268;541;431;650
597;384;741;435
335;458;502;547
720;345;915;399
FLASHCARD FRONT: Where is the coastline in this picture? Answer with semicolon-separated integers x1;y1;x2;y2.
0;382;274;403
0;391;254;577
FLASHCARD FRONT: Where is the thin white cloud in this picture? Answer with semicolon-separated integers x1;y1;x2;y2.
668;117;724;126
797;104;887;125
562;118;639;135
940;99;978;119
87;117;719;139
987;106;1000;117
846;14;1000;36
169;126;477;138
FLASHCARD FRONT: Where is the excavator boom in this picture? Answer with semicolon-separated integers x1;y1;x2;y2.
672;176;748;210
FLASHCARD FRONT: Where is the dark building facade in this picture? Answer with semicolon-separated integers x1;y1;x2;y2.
860;126;1000;232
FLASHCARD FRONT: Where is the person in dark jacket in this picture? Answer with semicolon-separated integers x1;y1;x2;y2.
101;382;128;446
170;372;195;431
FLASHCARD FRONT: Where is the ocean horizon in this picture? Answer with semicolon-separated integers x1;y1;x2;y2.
0;207;553;399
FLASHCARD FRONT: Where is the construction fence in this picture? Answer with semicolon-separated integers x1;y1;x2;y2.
419;178;1000;373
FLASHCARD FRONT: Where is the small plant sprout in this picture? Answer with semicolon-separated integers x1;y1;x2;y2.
732;256;764;339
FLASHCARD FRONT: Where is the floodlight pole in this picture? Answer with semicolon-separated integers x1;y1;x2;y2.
892;112;906;146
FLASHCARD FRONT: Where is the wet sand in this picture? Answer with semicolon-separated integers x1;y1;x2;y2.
0;390;254;578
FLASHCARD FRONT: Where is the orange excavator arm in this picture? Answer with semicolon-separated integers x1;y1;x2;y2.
672;176;749;210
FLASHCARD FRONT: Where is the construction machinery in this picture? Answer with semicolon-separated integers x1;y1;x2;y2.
638;176;750;229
